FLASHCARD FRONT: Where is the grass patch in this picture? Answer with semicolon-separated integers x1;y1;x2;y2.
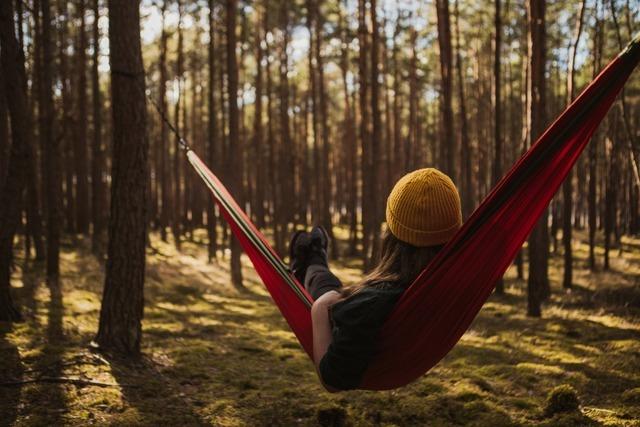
1;229;639;425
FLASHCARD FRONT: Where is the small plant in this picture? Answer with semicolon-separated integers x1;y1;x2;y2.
317;406;347;427
544;385;580;417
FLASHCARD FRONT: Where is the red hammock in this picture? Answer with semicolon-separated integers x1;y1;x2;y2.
186;35;639;390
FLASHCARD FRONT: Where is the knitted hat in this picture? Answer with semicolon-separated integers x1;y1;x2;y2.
385;168;462;247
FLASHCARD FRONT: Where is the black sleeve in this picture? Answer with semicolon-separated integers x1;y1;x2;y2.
318;290;395;390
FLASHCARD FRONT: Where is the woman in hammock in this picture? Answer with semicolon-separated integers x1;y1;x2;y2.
289;168;462;391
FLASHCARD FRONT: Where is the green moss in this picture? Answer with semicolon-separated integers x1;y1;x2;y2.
2;229;640;426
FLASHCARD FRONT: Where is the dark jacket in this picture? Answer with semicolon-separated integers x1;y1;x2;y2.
318;282;405;390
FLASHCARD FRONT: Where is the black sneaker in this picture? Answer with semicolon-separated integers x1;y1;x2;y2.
288;230;311;283
308;225;330;267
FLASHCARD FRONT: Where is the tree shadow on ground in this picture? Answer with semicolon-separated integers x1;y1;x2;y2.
0;322;23;427
20;279;70;425
107;354;210;426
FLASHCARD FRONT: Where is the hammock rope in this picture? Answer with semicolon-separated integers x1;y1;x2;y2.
153;33;639;390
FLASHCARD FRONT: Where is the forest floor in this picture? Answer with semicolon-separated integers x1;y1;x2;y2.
1;228;640;426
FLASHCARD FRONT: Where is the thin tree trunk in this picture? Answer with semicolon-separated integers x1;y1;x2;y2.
0;0;30;321
408;29;418;171
226;0;243;288
41;0;61;280
313;2;335;253
91;0;106;254
173;2;183;249
605;135;619;270
159;0;170;242
28;0;45;263
493;0;504;294
358;0;371;266
75;0;90;234
369;0;382;261
59;0;75;233
0;59;7;189
339;1;358;256
527;0;548;317
435;0;455;175
392;19;402;178
589;0;604;270
207;0;219;260
562;0;586;289
252;2;265;230
96;0;148;355
454;0;473;219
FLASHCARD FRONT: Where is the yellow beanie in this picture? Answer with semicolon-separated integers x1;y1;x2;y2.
385;168;462;247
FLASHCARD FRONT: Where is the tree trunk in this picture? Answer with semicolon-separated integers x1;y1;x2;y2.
27;0;45;263
75;0;90;234
0;0;31;321
307;0;320;228
251;2;265;231
338;1;358;256
493;0;504;294
95;0;148;355
41;0;62;281
454;0;473;219
207;0;219;260
313;3;335;253
562;0;586;289
172;2;183;249
279;1;294;230
527;0;548;317
358;0;371;266
158;0;170;242
0;59;7;189
226;0;243;289
435;0;455;176
369;0;382;261
589;0;604;271
59;0;76;233
91;0;106;254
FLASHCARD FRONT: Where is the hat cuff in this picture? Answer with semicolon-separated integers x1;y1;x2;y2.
386;204;461;247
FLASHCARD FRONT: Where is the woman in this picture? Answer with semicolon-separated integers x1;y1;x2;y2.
289;168;463;391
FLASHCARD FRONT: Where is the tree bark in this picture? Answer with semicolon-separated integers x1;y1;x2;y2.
454;0;473;219
562;0;586;289
91;0;106;254
41;0;62;280
589;0;604;271
338;1;358;256
493;0;505;294
58;0;76;233
0;59;7;189
358;0;371;267
527;0;548;317
369;0;382;261
75;0;90;234
95;0;148;355
207;0;219;260
435;0;455;176
312;2;335;252
27;0;45;263
172;1;184;249
158;0;170;242
226;0;244;288
0;0;32;321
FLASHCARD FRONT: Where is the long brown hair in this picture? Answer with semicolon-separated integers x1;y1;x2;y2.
341;228;443;298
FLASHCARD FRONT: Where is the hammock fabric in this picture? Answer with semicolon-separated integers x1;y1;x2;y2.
186;34;639;390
